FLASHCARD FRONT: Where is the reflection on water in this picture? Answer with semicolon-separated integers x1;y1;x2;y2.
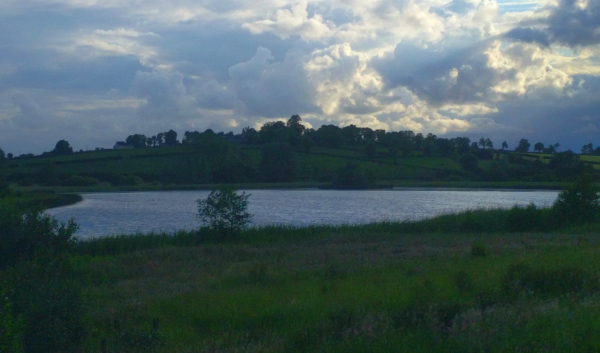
46;189;559;238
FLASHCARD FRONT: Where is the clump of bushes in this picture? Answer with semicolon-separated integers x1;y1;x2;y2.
0;202;85;352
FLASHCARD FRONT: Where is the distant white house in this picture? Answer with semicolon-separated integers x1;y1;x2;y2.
113;141;134;149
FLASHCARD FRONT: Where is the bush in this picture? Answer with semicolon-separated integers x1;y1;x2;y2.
552;174;600;225
197;187;252;235
0;203;84;353
0;203;77;270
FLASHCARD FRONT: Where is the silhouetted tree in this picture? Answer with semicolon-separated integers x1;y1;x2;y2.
553;174;600;225
242;127;259;144
423;133;437;156
534;142;544;153
164;129;178;145
342;125;362;146
501;141;508;150
287;115;306;137
485;138;493;150
452;137;471;155
582;143;594;155
125;134;147;148
361;128;376;144
259;121;288;144
53;140;73;155
515;139;530;153
0;147;5;160
314;125;344;148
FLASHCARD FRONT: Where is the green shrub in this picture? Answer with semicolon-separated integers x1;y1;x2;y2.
0;203;77;270
197;187;252;236
505;203;552;232
552;174;600;225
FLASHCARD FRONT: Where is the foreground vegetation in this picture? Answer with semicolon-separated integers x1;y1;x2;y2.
3;179;600;352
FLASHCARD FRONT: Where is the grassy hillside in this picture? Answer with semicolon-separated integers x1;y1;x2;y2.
2;141;596;191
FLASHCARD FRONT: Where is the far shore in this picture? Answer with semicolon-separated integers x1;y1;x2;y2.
17;180;573;196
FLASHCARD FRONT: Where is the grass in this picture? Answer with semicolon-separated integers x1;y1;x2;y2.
75;227;600;352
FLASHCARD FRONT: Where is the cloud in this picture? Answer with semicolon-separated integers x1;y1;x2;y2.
228;46;317;118
546;0;600;47
506;0;600;48
0;0;598;155
131;70;190;120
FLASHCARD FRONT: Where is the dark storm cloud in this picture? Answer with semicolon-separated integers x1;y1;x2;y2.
506;0;600;47
373;40;516;106
547;0;600;47
505;27;550;47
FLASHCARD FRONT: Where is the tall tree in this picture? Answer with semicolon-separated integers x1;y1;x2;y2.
53;140;73;155
534;142;544;153
515;139;531;153
286;115;306;136
164;129;178;145
582;143;594;155
485;138;494;150
125;134;147;148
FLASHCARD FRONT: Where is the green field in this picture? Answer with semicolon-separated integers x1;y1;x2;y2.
74;223;600;353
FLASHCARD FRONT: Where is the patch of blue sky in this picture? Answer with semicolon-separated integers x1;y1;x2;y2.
496;0;540;13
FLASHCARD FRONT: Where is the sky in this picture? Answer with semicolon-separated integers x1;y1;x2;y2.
0;0;599;154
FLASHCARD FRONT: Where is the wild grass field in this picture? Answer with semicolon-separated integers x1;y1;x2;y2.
49;196;596;353
3;179;600;353
74;224;600;353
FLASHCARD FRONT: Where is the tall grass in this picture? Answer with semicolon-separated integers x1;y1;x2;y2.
73;204;571;257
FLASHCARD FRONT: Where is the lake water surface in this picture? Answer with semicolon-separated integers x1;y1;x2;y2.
47;189;560;238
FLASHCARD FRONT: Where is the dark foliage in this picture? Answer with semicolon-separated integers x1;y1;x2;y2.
259;142;296;182
331;162;374;189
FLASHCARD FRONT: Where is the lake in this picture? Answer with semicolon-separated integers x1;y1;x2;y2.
46;189;559;238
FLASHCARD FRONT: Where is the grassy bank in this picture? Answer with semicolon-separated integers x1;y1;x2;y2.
67;201;600;353
76;227;600;353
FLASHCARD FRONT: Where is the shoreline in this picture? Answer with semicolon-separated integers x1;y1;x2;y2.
17;180;571;195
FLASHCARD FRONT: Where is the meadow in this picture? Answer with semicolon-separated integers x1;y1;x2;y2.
64;203;600;353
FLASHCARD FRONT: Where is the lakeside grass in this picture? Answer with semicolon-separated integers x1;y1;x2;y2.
76;227;600;353
69;204;600;353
